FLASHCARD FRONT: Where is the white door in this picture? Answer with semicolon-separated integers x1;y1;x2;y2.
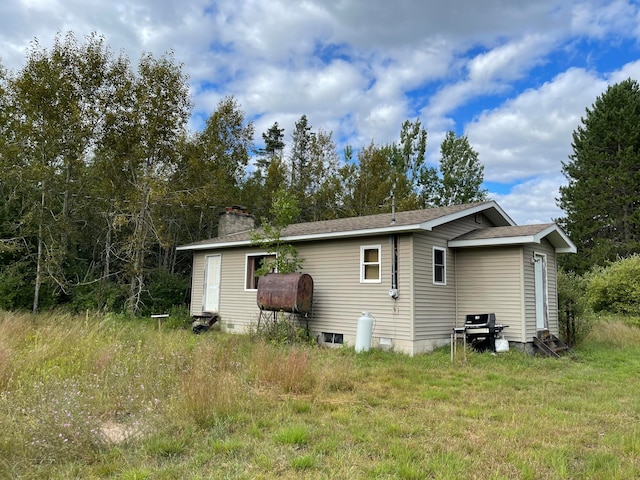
534;253;548;330
203;254;221;313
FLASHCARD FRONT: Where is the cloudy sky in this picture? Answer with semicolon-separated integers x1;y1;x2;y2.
2;0;639;225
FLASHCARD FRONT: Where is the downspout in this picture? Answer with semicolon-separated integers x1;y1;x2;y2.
389;191;398;298
454;249;458;327
391;234;398;292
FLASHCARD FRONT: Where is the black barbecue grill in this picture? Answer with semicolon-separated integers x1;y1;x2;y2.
464;313;508;352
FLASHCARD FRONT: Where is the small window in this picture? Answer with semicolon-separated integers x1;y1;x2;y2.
322;332;343;344
433;247;446;285
360;245;381;283
245;253;276;290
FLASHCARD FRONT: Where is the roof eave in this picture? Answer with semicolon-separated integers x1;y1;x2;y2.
448;236;535;248
448;224;577;253
176;223;424;251
423;201;515;230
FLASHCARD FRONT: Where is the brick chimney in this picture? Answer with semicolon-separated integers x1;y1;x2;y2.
217;205;255;237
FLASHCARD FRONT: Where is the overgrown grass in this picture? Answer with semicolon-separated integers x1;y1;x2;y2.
1;310;640;478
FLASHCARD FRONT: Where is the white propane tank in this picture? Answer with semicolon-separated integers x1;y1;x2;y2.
355;311;374;353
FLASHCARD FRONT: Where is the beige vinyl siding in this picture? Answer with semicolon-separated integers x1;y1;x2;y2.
413;232;457;340
523;240;559;339
431;212;491;238
191;249;265;326
298;235;412;344
189;235;413;345
411;213;492;342
190;252;205;316
454;246;525;342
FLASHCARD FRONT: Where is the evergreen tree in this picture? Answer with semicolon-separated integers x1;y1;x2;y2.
288;114;313;207
256;121;285;174
558;78;640;273
244;122;284;221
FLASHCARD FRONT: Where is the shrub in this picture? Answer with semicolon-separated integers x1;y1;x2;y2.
69;280;129;313
140;268;190;316
253;311;311;345
0;262;33;310
557;268;591;345
586;255;640;315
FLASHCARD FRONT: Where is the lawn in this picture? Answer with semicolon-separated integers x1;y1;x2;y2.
1;311;639;479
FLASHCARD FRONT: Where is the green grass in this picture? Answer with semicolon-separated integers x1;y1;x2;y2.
1;310;640;479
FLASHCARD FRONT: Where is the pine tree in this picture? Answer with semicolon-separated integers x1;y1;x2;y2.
558;78;640;273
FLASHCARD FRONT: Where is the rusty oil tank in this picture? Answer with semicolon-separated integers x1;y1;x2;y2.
256;272;313;314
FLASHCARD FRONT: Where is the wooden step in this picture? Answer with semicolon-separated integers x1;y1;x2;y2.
533;331;570;358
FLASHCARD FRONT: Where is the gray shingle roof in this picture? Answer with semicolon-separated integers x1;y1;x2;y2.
448;223;576;253
177;201;501;250
176;200;577;254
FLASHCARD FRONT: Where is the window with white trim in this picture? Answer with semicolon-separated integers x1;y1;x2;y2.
360;245;381;283
433;247;446;285
245;253;276;290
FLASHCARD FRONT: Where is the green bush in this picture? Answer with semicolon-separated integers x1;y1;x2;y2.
0;261;57;311
252;312;311;345
557;268;591;345
586;255;640;316
69;280;129;313
0;262;32;310
140;268;189;316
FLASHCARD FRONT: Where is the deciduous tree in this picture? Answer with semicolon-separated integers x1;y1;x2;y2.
434;131;487;207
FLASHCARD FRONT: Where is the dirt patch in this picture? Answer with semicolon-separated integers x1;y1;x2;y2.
100;420;142;444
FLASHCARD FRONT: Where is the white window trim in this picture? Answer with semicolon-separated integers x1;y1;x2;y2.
433;246;447;285
244;252;276;291
360;244;382;283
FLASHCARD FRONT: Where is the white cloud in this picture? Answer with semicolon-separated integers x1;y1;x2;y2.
492;175;567;225
571;0;638;37
1;0;640;227
466;68;608;183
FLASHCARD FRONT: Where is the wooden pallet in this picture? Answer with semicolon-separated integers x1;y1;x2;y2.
533;330;570;358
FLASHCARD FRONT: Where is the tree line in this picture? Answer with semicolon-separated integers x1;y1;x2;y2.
0;33;487;314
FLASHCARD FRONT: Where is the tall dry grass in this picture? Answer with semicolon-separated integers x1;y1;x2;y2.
250;341;315;393
585;319;640;347
4;309;638;479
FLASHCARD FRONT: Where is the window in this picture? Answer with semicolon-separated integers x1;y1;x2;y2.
360;245;381;283
322;332;344;344
245;253;276;290
433;247;446;285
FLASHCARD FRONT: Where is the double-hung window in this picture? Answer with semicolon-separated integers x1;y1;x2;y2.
360;245;381;283
433;247;446;285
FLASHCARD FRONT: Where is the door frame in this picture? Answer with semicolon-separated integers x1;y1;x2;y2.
203;254;222;313
533;252;548;331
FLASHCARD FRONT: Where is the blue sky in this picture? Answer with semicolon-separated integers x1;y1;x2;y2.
1;0;639;225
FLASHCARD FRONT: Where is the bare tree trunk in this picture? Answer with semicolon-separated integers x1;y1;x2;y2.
104;220;111;278
33;186;45;314
127;186;151;315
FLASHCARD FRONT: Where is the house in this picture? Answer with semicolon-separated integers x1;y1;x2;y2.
176;202;576;355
